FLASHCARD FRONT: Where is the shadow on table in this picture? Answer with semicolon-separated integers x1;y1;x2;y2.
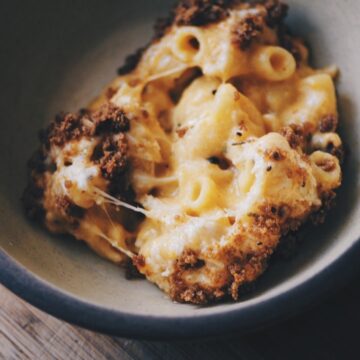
109;271;360;360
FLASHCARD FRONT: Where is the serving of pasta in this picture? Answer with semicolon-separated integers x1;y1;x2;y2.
23;0;343;304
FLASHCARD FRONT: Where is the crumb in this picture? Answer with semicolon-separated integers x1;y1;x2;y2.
94;135;129;181
280;124;305;149
117;47;146;75
177;249;205;270
264;0;288;27
319;114;338;133
93;103;130;135
232;15;263;50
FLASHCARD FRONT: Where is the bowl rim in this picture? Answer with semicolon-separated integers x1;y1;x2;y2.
1;236;360;339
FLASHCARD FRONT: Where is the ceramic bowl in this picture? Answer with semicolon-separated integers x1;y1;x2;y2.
0;0;359;339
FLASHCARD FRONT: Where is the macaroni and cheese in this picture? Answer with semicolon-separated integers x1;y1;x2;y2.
23;0;343;304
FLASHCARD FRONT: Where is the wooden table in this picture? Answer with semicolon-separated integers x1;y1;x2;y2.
1;276;359;360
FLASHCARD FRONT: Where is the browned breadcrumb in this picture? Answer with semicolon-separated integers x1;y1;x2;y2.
173;0;234;26
55;196;85;219
264;0;288;27
154;15;175;41
23;102;132;225
280;124;305;149
120;0;292;76
92;135;129;181
270;0;304;67
93;102;130;135
247;203;300;240
42;102;129;150
154;0;236;41
170;272;225;304
54;196;85;228
228;250;271;300
163;200;309;304
120;0;292;77
232;15;264;50
169;245;274;304
43;112;93;149
177;249;205;270
319;114;338;133
117;46;147;75
265;148;287;161
133;254;146;268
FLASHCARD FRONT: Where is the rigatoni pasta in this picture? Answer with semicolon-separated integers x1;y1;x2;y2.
23;0;343;305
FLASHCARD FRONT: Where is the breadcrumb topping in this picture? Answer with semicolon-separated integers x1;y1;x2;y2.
232;15;264;50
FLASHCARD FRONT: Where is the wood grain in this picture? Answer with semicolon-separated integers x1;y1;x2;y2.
1;275;360;360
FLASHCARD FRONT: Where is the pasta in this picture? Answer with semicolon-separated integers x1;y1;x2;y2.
23;0;343;305
250;46;296;81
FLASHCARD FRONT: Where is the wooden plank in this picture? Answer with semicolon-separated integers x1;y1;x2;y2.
1;278;360;360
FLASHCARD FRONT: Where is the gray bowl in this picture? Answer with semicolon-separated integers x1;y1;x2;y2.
0;0;359;339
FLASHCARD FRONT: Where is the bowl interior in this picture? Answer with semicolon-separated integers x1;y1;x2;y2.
0;0;359;320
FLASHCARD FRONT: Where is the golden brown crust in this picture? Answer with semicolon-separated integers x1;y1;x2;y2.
153;0;235;43
161;201;307;304
232;15;264;50
23;102;132;225
264;0;288;27
168;245;273;304
177;249;205;270
117;47;147;76
120;1;292;74
133;254;146;268
43;111;93;149
93;103;130;135
41;103;130;149
280;124;305;149
319;114;338;133
92;134;129;181
53;196;85;228
173;0;234;26
121;1;236;74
